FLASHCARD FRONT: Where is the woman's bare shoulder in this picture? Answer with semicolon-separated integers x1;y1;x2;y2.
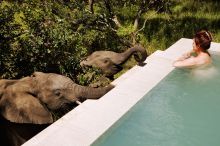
196;53;212;65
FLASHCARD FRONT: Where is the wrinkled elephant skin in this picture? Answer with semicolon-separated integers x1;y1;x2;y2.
80;45;147;76
0;72;114;146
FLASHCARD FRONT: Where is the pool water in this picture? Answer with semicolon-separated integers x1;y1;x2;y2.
93;53;220;146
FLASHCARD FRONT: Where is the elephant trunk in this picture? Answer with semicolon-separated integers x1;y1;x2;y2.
119;45;147;64
71;84;114;100
132;45;148;63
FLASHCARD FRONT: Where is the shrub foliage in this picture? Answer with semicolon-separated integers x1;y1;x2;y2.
0;0;220;83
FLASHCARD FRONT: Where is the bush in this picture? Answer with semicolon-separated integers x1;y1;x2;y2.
0;1;123;81
1;0;220;83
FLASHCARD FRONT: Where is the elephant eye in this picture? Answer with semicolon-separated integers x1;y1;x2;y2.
54;89;61;96
103;58;110;64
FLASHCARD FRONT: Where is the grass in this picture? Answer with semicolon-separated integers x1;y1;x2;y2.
143;0;220;51
116;0;220;79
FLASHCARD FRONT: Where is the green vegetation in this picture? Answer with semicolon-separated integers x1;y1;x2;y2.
1;0;220;85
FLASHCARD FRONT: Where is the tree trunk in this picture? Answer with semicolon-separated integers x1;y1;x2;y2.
132;0;148;44
112;15;122;28
89;0;94;13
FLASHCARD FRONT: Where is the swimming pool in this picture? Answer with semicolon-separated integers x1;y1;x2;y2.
93;53;220;146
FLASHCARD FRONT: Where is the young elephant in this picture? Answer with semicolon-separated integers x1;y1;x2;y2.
0;72;114;124
0;72;114;146
80;45;147;77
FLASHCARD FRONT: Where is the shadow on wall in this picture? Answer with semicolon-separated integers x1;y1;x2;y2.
0;115;49;146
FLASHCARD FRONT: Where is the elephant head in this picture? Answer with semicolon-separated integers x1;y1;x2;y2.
0;72;114;124
80;45;147;76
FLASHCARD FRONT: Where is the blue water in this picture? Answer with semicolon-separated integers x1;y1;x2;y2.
93;53;220;146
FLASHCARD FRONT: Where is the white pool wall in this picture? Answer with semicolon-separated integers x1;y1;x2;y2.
23;38;220;146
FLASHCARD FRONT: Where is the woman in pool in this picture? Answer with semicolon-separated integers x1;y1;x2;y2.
173;30;213;68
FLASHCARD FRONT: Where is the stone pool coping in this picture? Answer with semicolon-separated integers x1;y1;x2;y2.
23;38;220;146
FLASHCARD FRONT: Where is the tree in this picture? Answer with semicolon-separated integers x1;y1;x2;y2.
0;0;171;82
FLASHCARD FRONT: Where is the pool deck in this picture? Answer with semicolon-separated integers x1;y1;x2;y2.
23;38;220;146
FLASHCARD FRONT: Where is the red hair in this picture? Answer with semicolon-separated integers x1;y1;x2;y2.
194;30;212;51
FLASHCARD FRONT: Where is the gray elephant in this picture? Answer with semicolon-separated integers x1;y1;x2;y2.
0;72;114;146
80;45;147;77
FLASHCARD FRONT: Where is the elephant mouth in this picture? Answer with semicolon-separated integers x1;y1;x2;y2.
80;61;86;67
81;64;103;75
81;64;92;69
79;60;94;70
79;58;91;67
52;102;79;120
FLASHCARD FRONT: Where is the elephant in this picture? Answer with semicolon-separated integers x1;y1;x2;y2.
0;72;114;146
80;45;147;77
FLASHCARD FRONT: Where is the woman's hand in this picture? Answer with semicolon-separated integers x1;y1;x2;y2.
175;50;194;61
175;53;190;61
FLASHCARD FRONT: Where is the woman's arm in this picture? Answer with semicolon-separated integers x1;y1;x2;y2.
175;50;195;61
173;56;197;68
173;49;198;68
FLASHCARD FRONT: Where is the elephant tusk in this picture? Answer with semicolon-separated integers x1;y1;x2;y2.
76;100;82;105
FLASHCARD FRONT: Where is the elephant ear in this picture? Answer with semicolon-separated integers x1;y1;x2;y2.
0;91;53;124
101;58;123;76
100;58;122;70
